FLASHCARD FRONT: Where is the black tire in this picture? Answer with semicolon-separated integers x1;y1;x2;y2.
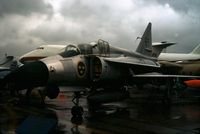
45;84;60;99
71;106;84;117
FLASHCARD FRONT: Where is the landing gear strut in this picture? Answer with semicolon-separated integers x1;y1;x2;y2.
71;92;84;117
25;88;46;106
163;78;175;105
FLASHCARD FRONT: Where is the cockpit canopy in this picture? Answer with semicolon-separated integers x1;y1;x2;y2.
59;39;111;58
36;47;44;50
60;45;80;57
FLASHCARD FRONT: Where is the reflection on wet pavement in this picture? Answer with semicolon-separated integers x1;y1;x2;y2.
0;89;200;134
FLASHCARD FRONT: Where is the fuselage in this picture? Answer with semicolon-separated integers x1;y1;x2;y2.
159;52;200;76
19;45;66;63
158;43;200;62
158;53;200;62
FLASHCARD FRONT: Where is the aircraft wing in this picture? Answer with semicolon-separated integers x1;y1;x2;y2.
104;56;160;68
133;72;200;79
158;61;183;74
159;61;182;69
131;72;200;87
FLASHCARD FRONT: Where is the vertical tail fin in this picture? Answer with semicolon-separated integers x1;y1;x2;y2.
190;44;200;54
136;22;152;57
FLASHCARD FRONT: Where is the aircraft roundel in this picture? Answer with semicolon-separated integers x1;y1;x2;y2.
77;62;86;77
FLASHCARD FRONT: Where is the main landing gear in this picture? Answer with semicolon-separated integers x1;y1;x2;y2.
162;78;179;105
71;92;84;117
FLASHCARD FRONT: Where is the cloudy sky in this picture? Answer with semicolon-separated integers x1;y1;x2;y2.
0;0;200;56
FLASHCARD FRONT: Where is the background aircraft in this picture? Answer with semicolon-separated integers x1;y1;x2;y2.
159;44;200;76
158;44;200;87
159;44;200;62
0;55;18;70
0;55;18;80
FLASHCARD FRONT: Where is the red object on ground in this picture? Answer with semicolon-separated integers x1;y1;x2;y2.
184;80;200;88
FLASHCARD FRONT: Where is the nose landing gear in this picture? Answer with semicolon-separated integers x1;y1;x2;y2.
71;92;84;117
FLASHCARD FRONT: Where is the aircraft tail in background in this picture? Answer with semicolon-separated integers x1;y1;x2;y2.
190;44;200;54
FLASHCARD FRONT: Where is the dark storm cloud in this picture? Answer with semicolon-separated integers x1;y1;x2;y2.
55;0;139;48
60;0;111;20
154;0;200;26
1;0;200;56
0;0;53;16
0;37;40;56
0;15;44;56
155;0;200;13
149;0;200;52
0;0;53;56
57;0;200;51
26;0;200;52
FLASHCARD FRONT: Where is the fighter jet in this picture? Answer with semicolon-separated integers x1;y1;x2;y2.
3;23;197;116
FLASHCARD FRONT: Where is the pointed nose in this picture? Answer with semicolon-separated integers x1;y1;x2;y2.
5;61;49;89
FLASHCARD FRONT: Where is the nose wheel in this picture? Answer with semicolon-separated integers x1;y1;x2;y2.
71;106;84;117
71;92;84;117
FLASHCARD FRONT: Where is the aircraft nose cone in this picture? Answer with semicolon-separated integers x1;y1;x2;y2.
5;61;49;89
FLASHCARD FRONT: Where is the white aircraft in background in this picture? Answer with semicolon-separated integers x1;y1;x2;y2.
158;44;200;87
158;44;200;62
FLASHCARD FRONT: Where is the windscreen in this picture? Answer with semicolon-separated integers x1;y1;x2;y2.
59;45;80;58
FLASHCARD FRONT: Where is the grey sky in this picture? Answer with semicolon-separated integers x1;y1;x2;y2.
0;0;200;56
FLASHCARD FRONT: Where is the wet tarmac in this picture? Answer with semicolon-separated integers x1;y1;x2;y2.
0;87;200;134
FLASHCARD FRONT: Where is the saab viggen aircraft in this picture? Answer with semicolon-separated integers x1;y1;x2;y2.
4;23;198;116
